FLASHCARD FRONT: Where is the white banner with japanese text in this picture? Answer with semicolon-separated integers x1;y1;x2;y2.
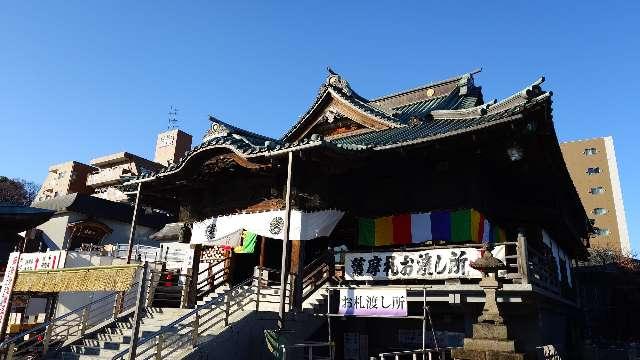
339;288;407;317
344;246;505;281
0;252;21;335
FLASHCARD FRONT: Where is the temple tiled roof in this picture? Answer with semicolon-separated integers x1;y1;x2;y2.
203;116;278;146
127;76;549;183
390;87;482;123
281;70;482;141
32;193;169;228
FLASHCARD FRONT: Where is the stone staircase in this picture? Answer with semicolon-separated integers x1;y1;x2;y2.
50;264;331;360
152;270;184;308
301;285;329;316
50;307;192;359
196;284;230;307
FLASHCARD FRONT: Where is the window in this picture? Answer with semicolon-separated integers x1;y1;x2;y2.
589;186;605;195
595;228;610;236
584;148;597;156
592;208;608;216
586;167;601;175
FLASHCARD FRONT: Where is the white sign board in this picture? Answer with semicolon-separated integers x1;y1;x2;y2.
344;246;505;281
18;251;66;271
339;288;407;317
0;252;21;335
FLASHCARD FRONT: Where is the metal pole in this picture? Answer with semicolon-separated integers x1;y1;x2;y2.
327;288;332;345
278;151;294;329
126;182;142;264
127;262;148;360
422;288;426;360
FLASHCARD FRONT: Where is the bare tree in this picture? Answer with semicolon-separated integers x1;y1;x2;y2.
586;247;640;272
0;176;40;205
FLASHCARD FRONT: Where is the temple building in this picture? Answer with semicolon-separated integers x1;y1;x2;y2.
117;69;590;359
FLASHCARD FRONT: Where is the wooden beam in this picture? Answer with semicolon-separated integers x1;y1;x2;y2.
259;236;267;268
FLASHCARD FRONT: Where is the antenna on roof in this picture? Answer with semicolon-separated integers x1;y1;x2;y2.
168;105;179;130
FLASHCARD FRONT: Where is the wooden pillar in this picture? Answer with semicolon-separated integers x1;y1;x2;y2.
517;231;529;285
290;240;305;311
188;244;202;308
224;252;233;284
259;236;267;268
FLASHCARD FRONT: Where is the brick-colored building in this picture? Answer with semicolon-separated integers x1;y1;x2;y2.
154;129;192;166
87;152;166;202
35;161;96;202
560;137;630;252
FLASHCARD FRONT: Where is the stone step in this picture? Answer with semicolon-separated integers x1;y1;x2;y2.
81;339;124;350
93;333;131;343
67;345;122;356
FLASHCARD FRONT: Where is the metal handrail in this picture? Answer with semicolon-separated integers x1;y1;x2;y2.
112;270;289;360
111;277;256;360
1;276;142;359
378;347;453;360
1;288;122;349
281;341;335;360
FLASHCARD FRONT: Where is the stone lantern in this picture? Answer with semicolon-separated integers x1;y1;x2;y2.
471;248;507;325
451;247;523;360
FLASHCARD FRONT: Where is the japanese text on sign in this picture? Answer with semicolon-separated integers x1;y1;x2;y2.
0;252;20;334
18;251;66;271
344;246;505;281
339;288;407;317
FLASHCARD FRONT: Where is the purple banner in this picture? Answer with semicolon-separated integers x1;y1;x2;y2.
338;288;407;317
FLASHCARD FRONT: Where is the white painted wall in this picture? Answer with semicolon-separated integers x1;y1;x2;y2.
36;213;73;250
603;136;631;253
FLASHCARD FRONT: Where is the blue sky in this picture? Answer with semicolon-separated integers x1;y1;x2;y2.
1;1;638;251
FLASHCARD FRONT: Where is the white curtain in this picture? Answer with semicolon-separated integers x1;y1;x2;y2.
191;209;345;243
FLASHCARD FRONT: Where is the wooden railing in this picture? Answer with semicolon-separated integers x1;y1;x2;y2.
525;245;560;294
301;250;333;302
195;257;229;299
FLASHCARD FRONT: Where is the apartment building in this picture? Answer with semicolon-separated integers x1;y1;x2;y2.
560;137;630;252
34;161;96;202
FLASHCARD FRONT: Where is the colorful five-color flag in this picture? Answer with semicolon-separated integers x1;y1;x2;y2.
358;209;507;247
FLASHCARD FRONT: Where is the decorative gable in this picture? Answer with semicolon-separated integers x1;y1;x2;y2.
283;71;403;142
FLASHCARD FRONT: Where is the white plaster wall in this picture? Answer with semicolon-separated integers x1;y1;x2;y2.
99;218;158;248
36;213;74;250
